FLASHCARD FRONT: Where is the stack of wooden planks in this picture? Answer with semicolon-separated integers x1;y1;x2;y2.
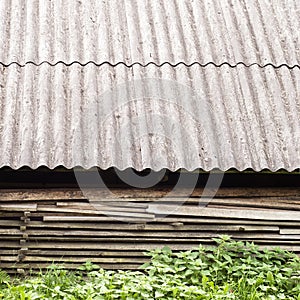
0;187;300;273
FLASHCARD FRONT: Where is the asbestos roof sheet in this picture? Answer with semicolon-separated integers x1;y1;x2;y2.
0;0;299;171
0;0;299;66
0;64;299;171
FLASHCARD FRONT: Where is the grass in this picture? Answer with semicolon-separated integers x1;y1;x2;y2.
0;236;299;299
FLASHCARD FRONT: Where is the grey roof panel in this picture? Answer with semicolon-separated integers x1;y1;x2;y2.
0;64;299;171
0;0;299;171
0;0;299;66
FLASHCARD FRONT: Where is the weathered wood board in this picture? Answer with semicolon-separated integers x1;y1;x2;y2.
0;187;299;273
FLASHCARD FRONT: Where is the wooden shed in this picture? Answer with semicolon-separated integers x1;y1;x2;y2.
0;0;300;273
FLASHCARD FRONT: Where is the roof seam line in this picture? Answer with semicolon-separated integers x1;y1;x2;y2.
0;61;299;69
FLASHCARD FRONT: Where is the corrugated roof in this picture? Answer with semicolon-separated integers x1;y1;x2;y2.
0;0;299;66
0;0;299;171
0;64;299;171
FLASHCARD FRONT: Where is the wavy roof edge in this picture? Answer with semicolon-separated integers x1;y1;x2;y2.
0;61;300;69
1;164;300;173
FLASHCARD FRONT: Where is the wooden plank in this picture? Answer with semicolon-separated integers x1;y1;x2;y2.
5;241;300;253
240;239;300;245
147;204;300;221
1;256;148;263
227;233;300;240
96;187;300;198
0;263;141;270
42;215;153;223
37;205;154;219
27;237;215;242
25;242;203;250
207;205;274;211
19;227;279;237
55;203;147;213
26;221;280;232
0;203;37;211
25;250;144;257
0;220;22;226
0;201;56;206
280;229;300;235
0;189;84;201
56;201;148;209
262;245;300;252
88;196;300;206
153;217;300;226
0;229;23;235
42;215;300;226
0;250;19;255
24;235;300;242
206;199;300;210
0;241;20;248
0;187;299;201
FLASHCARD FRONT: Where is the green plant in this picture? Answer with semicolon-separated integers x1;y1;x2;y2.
0;270;10;286
0;237;299;299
